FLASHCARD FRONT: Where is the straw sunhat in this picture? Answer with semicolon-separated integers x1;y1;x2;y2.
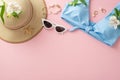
0;0;47;43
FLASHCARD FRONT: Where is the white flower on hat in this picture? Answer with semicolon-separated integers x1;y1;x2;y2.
109;16;120;30
7;2;22;18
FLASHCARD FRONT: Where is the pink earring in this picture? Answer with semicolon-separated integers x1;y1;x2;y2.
93;10;99;18
100;8;107;14
92;8;107;18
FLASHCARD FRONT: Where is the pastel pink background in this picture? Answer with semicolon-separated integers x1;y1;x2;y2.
0;0;120;80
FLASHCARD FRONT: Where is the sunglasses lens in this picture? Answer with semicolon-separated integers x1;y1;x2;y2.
44;21;52;28
55;26;65;32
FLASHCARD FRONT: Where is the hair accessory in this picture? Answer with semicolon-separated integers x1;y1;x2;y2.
42;18;67;34
48;4;62;15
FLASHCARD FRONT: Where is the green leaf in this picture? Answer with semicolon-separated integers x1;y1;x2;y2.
69;0;87;6
80;0;87;6
119;10;120;18
0;2;5;24
114;8;119;18
74;0;78;3
69;0;79;6
118;25;120;29
12;12;19;18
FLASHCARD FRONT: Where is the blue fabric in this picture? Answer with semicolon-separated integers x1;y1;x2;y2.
61;0;120;46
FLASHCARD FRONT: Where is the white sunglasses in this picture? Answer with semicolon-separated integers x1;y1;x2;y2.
42;19;67;33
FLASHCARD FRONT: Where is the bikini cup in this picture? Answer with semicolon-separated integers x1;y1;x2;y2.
61;0;90;31
93;3;120;46
61;0;120;46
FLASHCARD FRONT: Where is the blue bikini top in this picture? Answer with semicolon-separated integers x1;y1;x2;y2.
61;0;120;46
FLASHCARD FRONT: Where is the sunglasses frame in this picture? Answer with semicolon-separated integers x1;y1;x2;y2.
42;18;67;33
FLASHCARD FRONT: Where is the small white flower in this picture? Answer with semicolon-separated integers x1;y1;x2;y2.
7;2;22;14
110;16;117;21
0;1;4;6
109;16;120;30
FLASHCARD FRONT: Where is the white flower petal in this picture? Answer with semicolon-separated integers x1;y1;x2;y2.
7;7;13;14
109;15;120;30
109;16;117;21
117;20;120;25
